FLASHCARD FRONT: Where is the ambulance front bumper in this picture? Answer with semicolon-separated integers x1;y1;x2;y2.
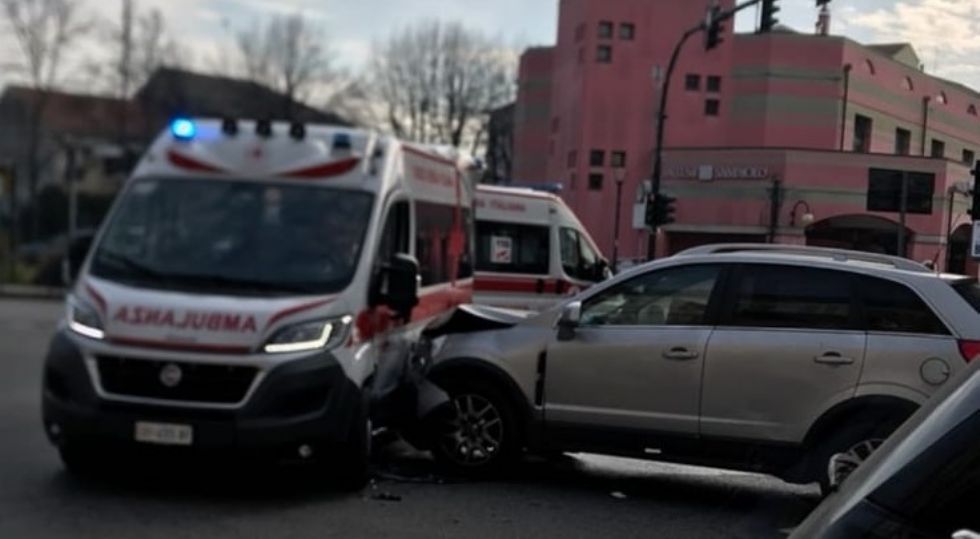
41;329;364;457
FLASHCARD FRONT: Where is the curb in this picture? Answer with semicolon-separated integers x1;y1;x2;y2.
0;285;66;301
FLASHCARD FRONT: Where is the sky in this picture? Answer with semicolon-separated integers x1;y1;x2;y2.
2;0;980;97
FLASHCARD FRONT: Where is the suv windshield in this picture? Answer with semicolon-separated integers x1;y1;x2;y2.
90;177;374;295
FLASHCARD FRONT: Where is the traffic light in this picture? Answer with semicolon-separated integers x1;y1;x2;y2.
970;161;980;220
761;0;780;33
645;193;677;229
705;4;725;51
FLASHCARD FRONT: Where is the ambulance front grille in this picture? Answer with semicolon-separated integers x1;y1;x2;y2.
96;356;257;405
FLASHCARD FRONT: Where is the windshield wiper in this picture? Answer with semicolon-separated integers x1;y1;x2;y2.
167;273;316;295
97;250;170;281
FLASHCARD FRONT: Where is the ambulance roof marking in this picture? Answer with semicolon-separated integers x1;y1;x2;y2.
167;148;227;174
280;156;362;179
403;145;459;167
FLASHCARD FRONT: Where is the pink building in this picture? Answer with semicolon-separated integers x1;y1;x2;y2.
512;0;980;273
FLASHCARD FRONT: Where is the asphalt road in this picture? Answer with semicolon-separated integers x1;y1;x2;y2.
0;297;819;539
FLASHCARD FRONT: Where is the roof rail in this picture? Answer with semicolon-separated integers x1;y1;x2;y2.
676;243;931;273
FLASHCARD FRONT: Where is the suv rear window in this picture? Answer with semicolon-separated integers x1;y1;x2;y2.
952;279;980;313
860;277;949;335
728;265;855;330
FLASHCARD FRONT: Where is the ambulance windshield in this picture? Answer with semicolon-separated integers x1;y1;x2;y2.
89;177;374;295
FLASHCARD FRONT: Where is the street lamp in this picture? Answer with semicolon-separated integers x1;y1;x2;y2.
790;200;815;227
612;167;626;273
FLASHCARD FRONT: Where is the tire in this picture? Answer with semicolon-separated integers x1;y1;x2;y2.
329;400;371;491
428;377;521;476
811;415;907;496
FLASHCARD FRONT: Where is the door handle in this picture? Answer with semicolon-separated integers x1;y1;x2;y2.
814;352;855;365
663;347;699;361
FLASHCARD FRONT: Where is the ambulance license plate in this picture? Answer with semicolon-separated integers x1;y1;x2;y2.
134;421;193;446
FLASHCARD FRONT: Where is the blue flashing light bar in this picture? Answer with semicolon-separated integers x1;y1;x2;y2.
171;118;196;140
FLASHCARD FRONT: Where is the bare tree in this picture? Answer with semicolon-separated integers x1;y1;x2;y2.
367;20;516;149
2;0;89;241
235;13;333;116
97;0;182;98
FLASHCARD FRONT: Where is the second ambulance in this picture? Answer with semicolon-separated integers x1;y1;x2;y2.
41;118;476;486
474;185;609;310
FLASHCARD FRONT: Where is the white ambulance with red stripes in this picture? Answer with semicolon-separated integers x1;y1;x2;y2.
473;185;609;311
42;118;476;486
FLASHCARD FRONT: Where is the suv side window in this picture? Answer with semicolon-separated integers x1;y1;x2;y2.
581;265;721;327
728;265;856;330
860;276;949;335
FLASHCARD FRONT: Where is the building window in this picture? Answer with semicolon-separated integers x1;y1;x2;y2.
853;114;872;153
596;45;612;63
589;149;605;167
569;172;577;191
619;23;635;40
902;77;914;92
611;151;626;168
706;76;722;93
575;23;586;42
685;74;701;91
598;21;614;39
969;105;978;116
864;59;876;75
895;128;911;155
964;149;975;165
705;99;720;117
567;150;577;168
932;139;946;158
938;92;948;105
588;173;604;191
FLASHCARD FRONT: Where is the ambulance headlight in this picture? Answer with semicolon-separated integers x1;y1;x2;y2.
264;316;352;354
67;296;105;340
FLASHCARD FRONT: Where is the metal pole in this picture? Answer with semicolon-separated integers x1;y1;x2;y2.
945;186;956;271
768;178;782;243
898;171;909;257
649;26;701;261
647;0;763;261
839;64;852;151
612;178;623;273
921;97;931;156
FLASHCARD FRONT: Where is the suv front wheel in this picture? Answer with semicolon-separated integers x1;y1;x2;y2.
429;377;521;475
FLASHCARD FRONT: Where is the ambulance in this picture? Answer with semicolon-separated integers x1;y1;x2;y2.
473;185;609;311
41;118;476;487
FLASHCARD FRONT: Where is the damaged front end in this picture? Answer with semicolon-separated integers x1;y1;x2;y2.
391;305;531;443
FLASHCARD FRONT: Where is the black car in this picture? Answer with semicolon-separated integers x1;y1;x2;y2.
791;357;980;538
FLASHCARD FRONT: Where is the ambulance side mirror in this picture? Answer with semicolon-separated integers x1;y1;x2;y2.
62;234;94;286
376;253;420;321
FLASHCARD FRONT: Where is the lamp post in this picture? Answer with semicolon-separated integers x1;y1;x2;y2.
612;167;626;273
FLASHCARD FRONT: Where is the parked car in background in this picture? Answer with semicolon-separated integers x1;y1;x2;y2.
791;355;980;538
420;244;980;492
473;185;609;311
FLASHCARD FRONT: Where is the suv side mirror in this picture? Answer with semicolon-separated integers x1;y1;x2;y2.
62;234;94;286
557;301;582;341
374;253;420;321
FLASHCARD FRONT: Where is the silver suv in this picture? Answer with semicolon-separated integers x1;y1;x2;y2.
420;244;980;490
